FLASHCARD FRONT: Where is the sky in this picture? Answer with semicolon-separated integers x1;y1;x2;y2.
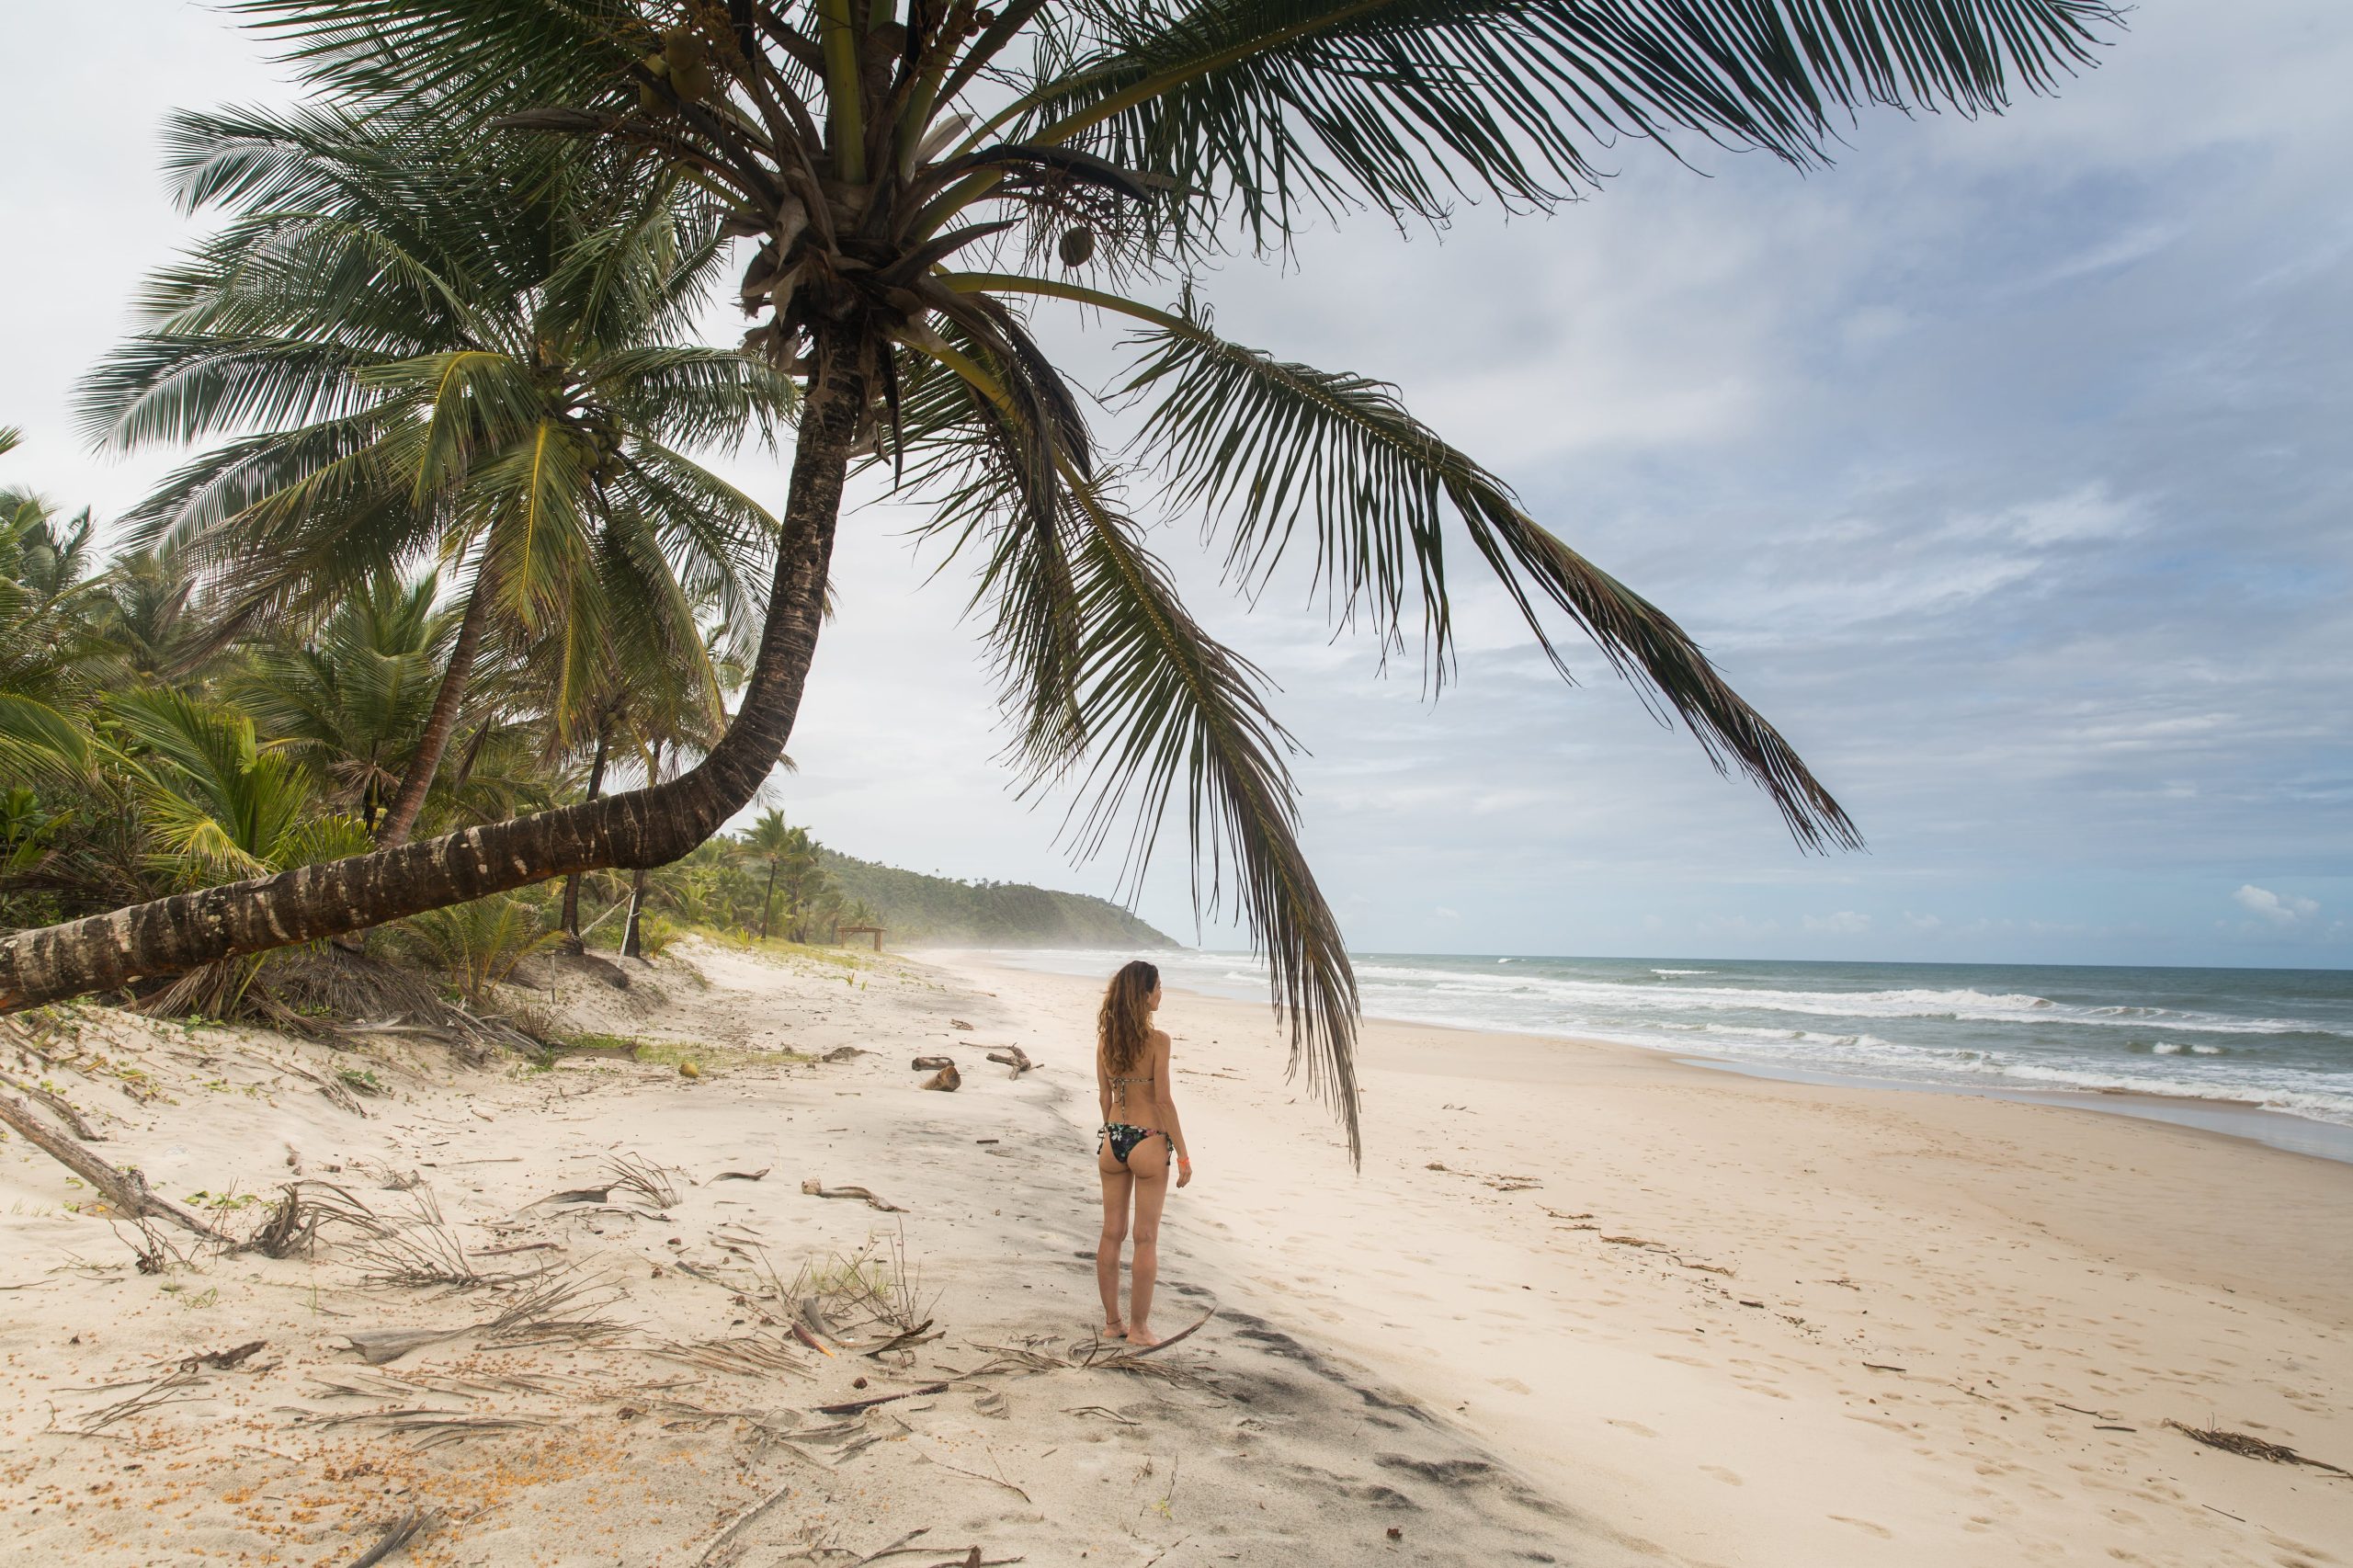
3;4;2347;969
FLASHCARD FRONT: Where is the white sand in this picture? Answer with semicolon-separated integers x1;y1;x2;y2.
2;940;2346;1565
0;941;1586;1566
936;954;2353;1568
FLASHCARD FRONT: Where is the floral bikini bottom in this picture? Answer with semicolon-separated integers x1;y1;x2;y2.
1098;1122;1175;1166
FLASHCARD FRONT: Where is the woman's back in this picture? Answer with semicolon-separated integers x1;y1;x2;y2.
1099;1032;1168;1129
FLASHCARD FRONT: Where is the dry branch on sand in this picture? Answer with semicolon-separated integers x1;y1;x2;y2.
965;1306;1217;1386
0;1088;229;1243
642;1334;814;1380
338;1270;626;1365
290;1403;555;1449
2165;1420;2353;1478
0;1069;101;1138
983;1047;1036;1078
338;1187;547;1289
58;1366;210;1435
606;1151;682;1209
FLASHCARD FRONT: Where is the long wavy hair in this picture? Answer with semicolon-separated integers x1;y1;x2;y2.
1097;960;1160;1076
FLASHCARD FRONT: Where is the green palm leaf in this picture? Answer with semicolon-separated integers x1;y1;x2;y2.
1056;472;1361;1158
1022;0;2117;248
1114;294;1859;849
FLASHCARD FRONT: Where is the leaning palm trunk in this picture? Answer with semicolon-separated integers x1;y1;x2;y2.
375;578;492;847
0;344;867;1011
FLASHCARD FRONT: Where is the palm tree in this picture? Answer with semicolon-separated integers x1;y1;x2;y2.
741;807;796;939
79;99;793;846
0;1;2122;1157
0;461;109;706
233;571;456;830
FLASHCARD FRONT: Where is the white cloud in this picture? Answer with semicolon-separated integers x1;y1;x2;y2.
1802;911;1873;935
2233;884;2320;926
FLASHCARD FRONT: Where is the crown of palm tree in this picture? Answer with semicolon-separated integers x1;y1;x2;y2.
1;1;2121;1159
79;98;799;840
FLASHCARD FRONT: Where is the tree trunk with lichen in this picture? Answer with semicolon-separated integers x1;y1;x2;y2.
0;342;869;1013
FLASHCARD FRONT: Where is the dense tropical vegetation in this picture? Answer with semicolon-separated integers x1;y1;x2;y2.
0;0;2121;1154
1;429;882;1016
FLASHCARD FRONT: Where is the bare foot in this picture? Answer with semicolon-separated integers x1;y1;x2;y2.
1125;1324;1159;1348
1101;1321;1127;1339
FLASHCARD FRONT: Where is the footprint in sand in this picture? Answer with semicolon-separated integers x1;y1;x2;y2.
1827;1516;1893;1539
1604;1418;1658;1438
1699;1465;1743;1486
1486;1377;1531;1394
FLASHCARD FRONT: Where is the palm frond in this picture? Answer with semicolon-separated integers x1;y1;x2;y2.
1120;298;1860;850
1053;472;1360;1161
1026;0;2119;248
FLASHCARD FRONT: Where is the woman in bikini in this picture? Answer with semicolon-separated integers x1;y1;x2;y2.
1094;960;1191;1346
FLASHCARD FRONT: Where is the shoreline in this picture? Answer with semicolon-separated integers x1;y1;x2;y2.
1677;1052;2353;1165
936;950;2353;1567
948;948;2353;1167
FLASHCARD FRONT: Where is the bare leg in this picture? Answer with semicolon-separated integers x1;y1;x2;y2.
1096;1154;1131;1336
1124;1138;1172;1345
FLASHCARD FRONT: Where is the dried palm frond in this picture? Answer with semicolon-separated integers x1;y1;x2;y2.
604;1151;680;1210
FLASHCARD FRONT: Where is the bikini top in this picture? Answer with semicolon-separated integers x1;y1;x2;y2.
1107;1070;1154;1112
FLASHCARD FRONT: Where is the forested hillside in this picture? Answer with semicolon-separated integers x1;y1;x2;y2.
816;848;1177;949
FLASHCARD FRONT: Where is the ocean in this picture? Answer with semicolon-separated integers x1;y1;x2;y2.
982;949;2353;1161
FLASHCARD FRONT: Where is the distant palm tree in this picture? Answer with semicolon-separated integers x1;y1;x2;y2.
3;2;2122;1158
79;100;794;845
0;459;109;706
233;571;455;831
740;807;796;940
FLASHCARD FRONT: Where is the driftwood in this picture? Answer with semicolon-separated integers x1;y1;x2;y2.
711;1167;770;1183
910;1055;955;1071
0;1070;100;1139
0;1089;228;1243
921;1064;961;1093
983;1047;1035;1079
800;1178;905;1212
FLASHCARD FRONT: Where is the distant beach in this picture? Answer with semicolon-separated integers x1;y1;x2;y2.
984;949;2353;1162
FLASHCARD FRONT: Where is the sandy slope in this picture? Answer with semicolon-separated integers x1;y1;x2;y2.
935;955;2353;1568
0;940;1597;1566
